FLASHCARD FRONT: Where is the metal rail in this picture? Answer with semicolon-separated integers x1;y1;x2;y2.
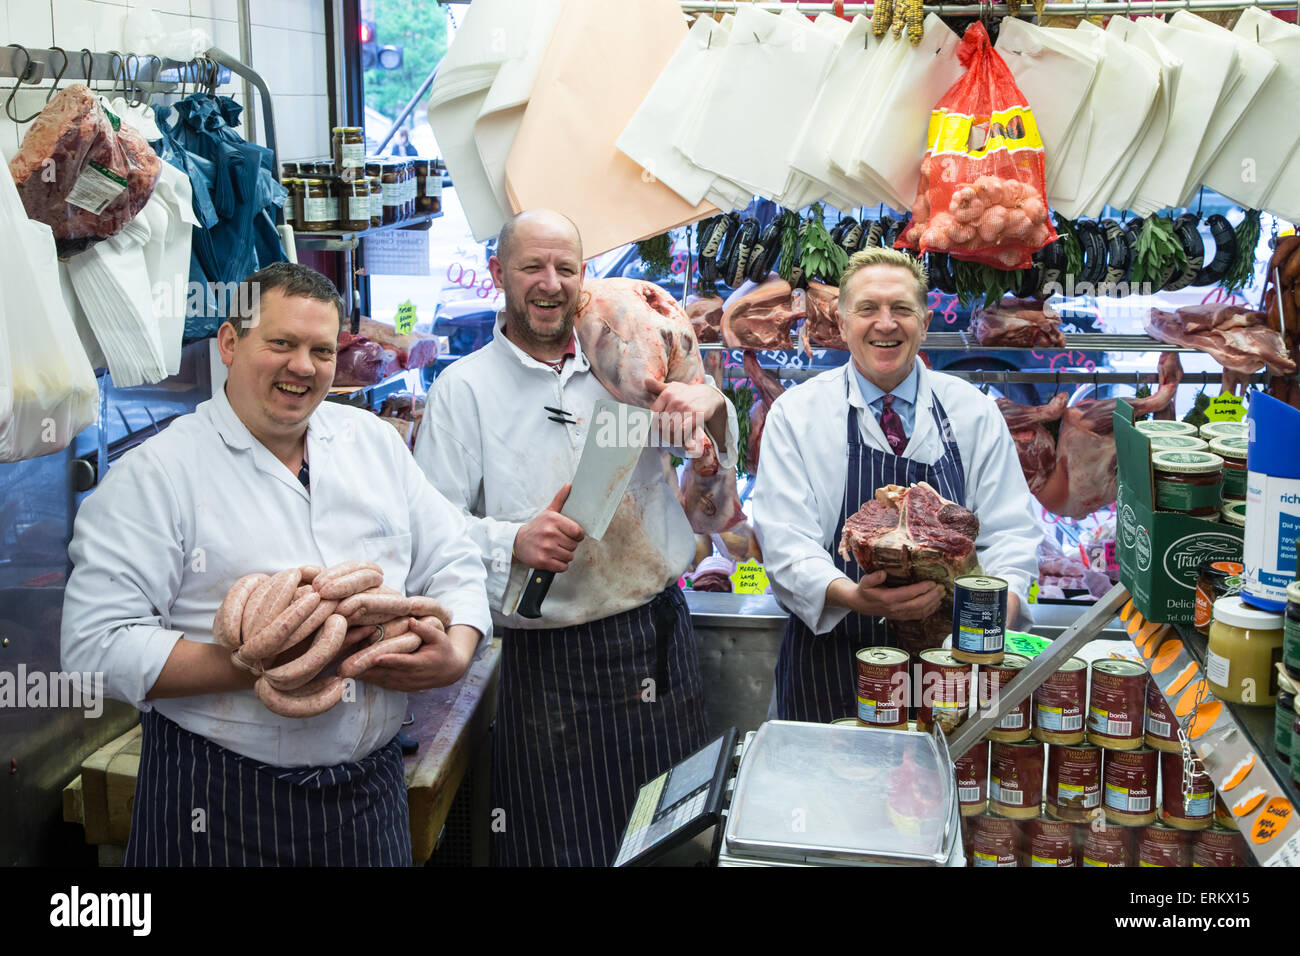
681;0;1299;15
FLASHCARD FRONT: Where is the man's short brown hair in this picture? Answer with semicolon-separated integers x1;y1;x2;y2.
228;262;345;336
837;247;930;313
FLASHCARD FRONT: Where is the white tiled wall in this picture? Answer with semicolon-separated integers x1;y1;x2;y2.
1;0;330;163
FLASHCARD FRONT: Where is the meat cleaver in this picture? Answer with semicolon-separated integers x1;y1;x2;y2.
514;399;655;619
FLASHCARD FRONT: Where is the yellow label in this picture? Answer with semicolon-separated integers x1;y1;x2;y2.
973;850;999;864
1139;860;1165;867
1059;783;1083;795
730;559;770;595
394;300;418;335
1204;394;1246;423
1031;855;1057;866
927;105;1044;159
1028;581;1041;604
1082;857;1109;867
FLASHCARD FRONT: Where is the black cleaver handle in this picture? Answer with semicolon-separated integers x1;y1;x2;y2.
516;568;556;620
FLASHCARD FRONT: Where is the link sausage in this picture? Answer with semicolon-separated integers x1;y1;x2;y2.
317;568;384;601
261;614;348;690
340;634;423;678
250;568;301;636
240;589;323;661
406;596;453;628
255;674;346;718
312;561;382;592
213;573;267;649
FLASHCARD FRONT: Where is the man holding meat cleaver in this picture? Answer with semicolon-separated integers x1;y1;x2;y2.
414;209;739;867
751;247;1041;723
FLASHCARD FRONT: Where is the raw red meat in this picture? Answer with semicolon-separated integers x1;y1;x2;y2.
686;293;723;344
333;337;388;387
347;318;439;371
8;84;161;256
800;281;846;352
575;278;743;534
743;351;785;475
720;279;803;350
971;298;1066;348
838;482;980;656
1035;353;1183;519
1146;305;1296;375
996;391;1068;494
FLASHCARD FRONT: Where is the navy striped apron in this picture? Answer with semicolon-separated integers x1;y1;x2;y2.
492;585;708;867
775;386;967;723
123;710;411;866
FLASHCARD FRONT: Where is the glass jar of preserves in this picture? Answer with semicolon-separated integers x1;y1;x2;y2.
1221;500;1247;528
282;178;300;230
1151;450;1224;517
298;179;333;232
1135;420;1200;439
1209;435;1249;501
1207;595;1284;706
414;159;432;213
1194;560;1244;635
341;176;370;232
1286;580;1300;682
281;161;299;180
1276;665;1296;765
381;162;400;225
368;175;383;228
1148;435;1208;455
425;161;443;214
332;126;365;182
403;161;415;219
1198;421;1247;442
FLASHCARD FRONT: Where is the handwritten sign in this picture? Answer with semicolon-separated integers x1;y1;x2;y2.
730;559;770;595
1252;797;1294;846
1027;582;1041;605
394;300;417;335
1204;394;1246;423
1006;630;1051;659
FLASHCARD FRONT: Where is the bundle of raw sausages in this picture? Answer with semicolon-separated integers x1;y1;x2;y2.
212;561;452;718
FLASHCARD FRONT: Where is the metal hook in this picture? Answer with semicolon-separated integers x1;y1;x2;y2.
107;51;125;99
46;47;69;103
125;53;140;106
80;48;94;85
5;45;44;124
207;56;219;94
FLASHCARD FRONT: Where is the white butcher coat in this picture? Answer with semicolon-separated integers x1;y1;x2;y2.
751;361;1042;635
61;386;493;767
413;314;738;629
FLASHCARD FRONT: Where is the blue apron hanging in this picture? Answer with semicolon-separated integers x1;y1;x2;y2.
775;380;967;723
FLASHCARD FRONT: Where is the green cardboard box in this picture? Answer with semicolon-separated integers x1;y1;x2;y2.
1114;401;1244;624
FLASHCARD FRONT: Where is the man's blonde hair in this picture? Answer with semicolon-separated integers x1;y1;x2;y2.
837;247;929;313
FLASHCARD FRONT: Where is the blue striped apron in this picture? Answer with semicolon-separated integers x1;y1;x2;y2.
492;585;708;867
123;710;411;866
775;385;967;723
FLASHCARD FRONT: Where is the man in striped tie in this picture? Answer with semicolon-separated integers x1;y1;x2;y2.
751;247;1041;722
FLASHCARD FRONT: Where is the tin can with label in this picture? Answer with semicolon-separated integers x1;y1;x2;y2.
1144;679;1181;752
955;738;989;817
1081;825;1132;867
1138;821;1192;867
1024;816;1077;866
990;740;1044;820
1032;657;1087;744
1160;751;1214;830
978;653;1033;742
1214;793;1238;830
1192;823;1251;867
916;649;972;733
1088;660;1148;750
1103;747;1158;826
1045;742;1102;822
855;647;909;729
950;575;1007;665
970;814;1019;867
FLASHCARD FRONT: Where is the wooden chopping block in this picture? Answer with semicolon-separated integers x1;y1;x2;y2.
73;723;142;846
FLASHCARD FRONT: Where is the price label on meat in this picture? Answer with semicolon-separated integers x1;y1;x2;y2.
1204;394;1246;422
394;300;417;335
730;560;769;595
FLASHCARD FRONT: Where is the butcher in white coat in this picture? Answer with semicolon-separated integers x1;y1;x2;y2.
751;247;1041;722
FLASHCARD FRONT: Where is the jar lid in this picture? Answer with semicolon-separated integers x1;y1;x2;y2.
1148;435;1209;453
989;652;1031;672
332;126;362;133
1211;594;1283;631
1135;420;1200;436
1220;500;1247;527
1198;558;1243;580
1152;450;1224;474
1287;580;1300;605
1278;664;1297;698
1199;421;1247;441
1208;436;1249;460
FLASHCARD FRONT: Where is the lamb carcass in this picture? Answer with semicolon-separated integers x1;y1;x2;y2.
743;351;785;475
971;298;1066;348
720;279;803;350
1146;304;1296;375
996;392;1068;494
686;293;723;344
574;277;743;533
8;84;161;256
800;281;847;353
838;482;980;658
1035;353;1183;519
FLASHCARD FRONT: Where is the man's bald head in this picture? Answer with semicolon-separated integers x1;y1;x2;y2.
496;209;583;267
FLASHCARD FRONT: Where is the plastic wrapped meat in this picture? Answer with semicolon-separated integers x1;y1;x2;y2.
334;337;388;387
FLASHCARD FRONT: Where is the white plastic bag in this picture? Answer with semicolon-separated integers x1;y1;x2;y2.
0;156;98;463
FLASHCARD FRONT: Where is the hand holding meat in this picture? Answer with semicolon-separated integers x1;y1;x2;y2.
644;378;724;460
346;617;478;693
838;570;946;621
514;483;584;572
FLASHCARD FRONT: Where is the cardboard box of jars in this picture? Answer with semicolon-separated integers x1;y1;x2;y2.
1115;401;1243;625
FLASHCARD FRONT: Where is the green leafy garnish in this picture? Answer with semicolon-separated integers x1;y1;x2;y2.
799;204;850;284
1222;209;1260;293
1057;218;1083;280
724;383;756;477
951;257;1020;309
1130;216;1186;290
1183;389;1211;428
777;209;801;283
636;233;673;278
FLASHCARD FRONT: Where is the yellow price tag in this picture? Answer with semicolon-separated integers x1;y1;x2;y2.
394;300;417;335
1204;394;1245;422
729;559;769;595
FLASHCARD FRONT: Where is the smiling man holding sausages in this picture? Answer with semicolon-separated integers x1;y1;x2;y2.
62;262;491;866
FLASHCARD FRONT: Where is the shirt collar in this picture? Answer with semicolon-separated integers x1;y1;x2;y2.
491;310;589;374
210;382;334;451
851;359;920;409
